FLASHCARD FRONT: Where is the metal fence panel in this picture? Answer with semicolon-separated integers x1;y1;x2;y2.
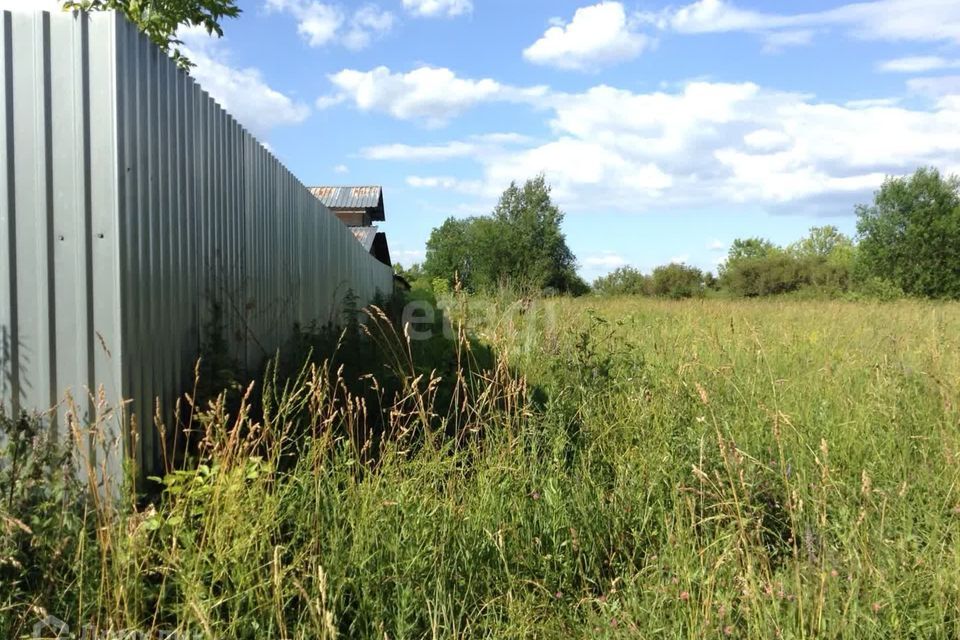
1;12;14;419
1;9;394;482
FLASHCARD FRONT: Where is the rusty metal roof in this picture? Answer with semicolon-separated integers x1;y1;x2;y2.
350;226;378;253
308;186;385;221
349;226;391;266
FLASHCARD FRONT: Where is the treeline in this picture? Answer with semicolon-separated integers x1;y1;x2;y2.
594;167;960;300
593;227;859;299
593;263;714;299
399;167;960;301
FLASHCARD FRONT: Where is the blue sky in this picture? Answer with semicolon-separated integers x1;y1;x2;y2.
18;0;960;279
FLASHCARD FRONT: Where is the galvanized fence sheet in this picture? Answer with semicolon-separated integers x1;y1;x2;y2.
1;9;394;481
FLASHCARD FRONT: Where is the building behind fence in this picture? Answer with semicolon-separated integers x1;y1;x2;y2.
0;9;395;484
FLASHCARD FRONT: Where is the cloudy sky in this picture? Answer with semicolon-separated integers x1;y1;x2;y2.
14;0;960;279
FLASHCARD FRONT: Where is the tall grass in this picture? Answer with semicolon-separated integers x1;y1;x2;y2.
2;295;959;638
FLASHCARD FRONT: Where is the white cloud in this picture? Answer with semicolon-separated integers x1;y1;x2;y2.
267;0;342;46
907;75;960;97
361;133;530;161
482;137;674;203
365;141;477;161
707;240;726;251
343;5;395;50
407;176;455;188
580;252;630;280
391;249;427;270
178;28;310;139
365;74;960;215
318;66;547;126
334;164;349;174
552;81;960;209
402;0;472;18
296;3;342;46
472;132;533;145
649;0;960;49
315;94;347;109
762;29;816;53
879;56;960;73
669;254;691;264
523;2;653;71
743;128;792;152
656;0;789;33
844;97;901;108
266;0;394;49
406;176;485;193
583;252;629;268
828;0;960;43
0;0;62;10
394;249;426;263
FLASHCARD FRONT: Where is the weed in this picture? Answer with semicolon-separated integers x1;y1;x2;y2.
1;296;959;638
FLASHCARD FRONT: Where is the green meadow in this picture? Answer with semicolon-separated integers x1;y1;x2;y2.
3;295;960;638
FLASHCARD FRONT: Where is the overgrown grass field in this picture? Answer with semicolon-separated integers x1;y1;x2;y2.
3;296;960;638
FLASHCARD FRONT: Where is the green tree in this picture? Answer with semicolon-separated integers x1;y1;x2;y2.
704;271;718;290
788;226;857;293
490;176;578;292
650;263;705;299
394;262;425;281
462;216;504;291
424;217;473;287
856;167;960;298
63;0;240;68
726;237;778;263
788;226;854;261
423;176;582;294
718;237;779;280
720;229;860;298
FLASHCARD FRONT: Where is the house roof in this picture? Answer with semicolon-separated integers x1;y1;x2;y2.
350;226;378;253
350;226;392;267
308;186;385;221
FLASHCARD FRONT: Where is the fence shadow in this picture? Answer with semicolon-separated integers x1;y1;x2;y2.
152;287;543;493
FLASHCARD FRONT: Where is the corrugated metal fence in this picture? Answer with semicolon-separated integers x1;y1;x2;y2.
1;9;394;483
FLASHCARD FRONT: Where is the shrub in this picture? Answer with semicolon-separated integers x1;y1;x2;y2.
722;254;858;298
722;254;808;296
431;276;451;298
727;254;851;296
594;264;707;299
592;267;651;296
806;256;853;292
0;413;99;639
850;276;905;301
650;263;705;299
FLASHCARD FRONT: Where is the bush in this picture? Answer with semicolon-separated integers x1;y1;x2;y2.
1;413;99;639
560;271;592;297
722;254;805;296
650;263;705;299
719;227;858;298
849;277;905;301
806;256;853;292
721;253;857;298
592;267;651;296
593;264;707;299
